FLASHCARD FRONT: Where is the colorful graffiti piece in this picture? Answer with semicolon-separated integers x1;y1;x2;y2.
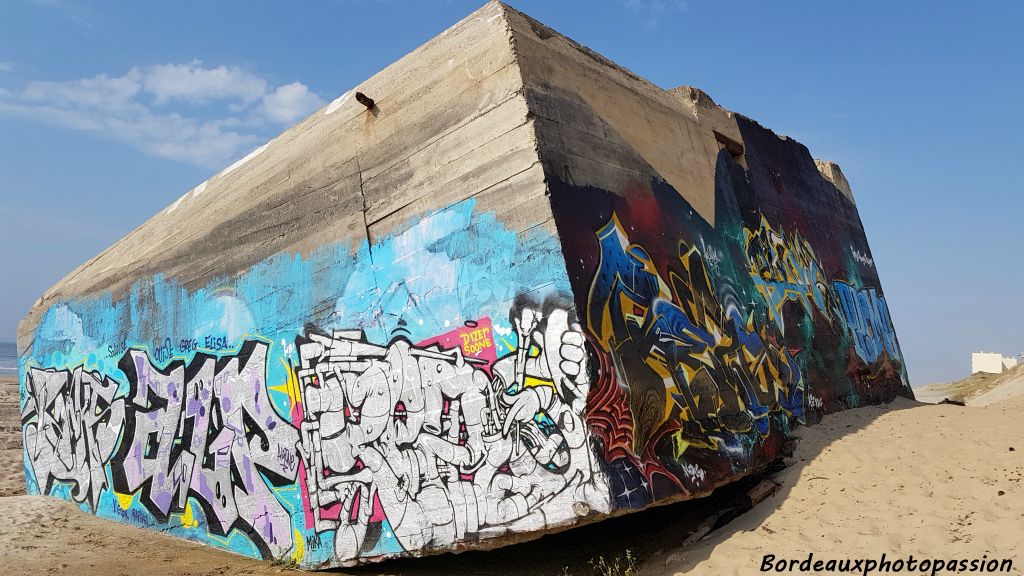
20;300;606;564
580;212;806;508
743;216;836;331
294;298;607;562
19;197;602;566
587;214;804;450
112;340;299;557
550;115;910;512
22;342;300;557
833;282;901;364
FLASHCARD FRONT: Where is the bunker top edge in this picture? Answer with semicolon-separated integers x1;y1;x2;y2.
16;0;857;357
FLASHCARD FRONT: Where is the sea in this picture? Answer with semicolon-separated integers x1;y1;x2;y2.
0;342;17;376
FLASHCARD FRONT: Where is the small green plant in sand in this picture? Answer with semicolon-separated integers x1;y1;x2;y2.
562;549;639;576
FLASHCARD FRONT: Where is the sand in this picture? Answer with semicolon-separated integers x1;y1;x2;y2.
2;374;1022;575
0;495;298;576
0;374;23;498
648;396;1024;575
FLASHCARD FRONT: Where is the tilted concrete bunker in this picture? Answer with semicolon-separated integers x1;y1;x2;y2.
17;2;912;568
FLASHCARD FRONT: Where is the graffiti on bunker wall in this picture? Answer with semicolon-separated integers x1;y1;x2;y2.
832;282;900;365
18;119;910;565
742;215;837;332
19;197;608;566
22;342;299;557
294;297;608;561
586;213;805;453
551;118;910;511
22;366;124;512
568;193;908;507
20;300;607;564
113;341;299;557
581;212;806;509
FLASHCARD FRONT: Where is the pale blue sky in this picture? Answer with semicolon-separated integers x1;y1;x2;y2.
1;0;1021;384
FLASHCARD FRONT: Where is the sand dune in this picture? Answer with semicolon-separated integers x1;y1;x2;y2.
2;375;1021;575
969;371;1024;407
915;363;1024;406
648;397;1024;575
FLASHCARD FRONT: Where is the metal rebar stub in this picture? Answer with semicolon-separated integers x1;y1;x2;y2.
355;92;375;109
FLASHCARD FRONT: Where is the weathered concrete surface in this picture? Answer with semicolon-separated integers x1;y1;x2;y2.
16;1;911;569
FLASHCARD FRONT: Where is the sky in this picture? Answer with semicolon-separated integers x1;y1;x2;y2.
0;0;1021;385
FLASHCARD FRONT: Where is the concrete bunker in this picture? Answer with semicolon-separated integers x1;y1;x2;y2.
17;2;911;568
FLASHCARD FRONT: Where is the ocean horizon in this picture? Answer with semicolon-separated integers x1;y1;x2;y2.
0;341;17;376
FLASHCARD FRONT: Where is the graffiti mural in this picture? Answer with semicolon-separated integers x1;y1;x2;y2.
19;197;607;566
294;297;607;562
550;114;910;512
833;282;901;365
20;342;301;557
587;213;804;449
111;340;299;557
742;216;837;331
22;366;125;511
581;212;806;508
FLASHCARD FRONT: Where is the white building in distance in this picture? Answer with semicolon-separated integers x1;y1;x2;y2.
972;352;1019;374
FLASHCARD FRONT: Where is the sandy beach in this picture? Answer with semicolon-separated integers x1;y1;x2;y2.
2;374;1021;575
648;395;1024;575
0;374;24;498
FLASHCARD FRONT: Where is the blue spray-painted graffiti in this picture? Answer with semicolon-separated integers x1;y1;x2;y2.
833;282;901;364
